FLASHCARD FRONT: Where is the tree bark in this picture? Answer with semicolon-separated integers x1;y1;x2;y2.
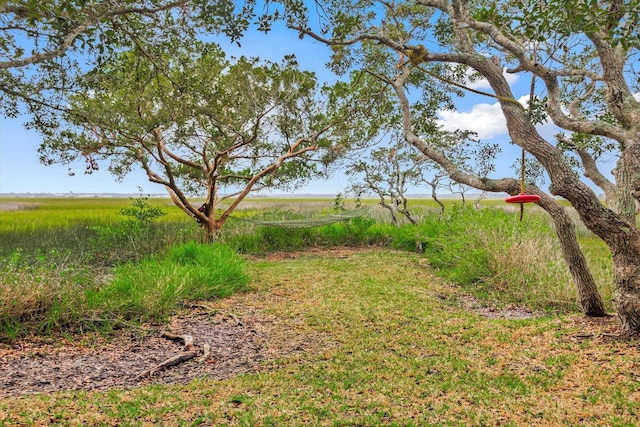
380;201;399;226
610;231;640;332
431;182;445;217
535;193;606;317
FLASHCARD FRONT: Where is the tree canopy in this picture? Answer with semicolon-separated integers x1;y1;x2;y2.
37;38;372;239
256;0;638;328
0;0;252;120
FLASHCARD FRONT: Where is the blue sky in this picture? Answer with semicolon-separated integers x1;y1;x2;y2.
0;19;579;196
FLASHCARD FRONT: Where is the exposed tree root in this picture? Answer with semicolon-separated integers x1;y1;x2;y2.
161;332;196;351
136;332;199;379
189;303;243;326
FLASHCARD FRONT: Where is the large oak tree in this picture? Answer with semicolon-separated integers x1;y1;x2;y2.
38;41;367;240
257;0;640;328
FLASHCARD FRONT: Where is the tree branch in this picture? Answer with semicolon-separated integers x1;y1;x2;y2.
0;1;188;70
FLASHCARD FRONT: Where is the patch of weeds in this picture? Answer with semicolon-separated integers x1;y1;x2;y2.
542;354;576;382
0;249;95;341
88;194;171;265
229;394;251;405
495;373;530;396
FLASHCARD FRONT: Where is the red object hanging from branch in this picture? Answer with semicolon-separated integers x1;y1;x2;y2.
505;193;541;204
506;75;541;220
506;138;540;220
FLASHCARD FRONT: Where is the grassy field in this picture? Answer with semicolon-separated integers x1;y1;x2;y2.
1;249;637;426
0;196;633;426
0;196;615;329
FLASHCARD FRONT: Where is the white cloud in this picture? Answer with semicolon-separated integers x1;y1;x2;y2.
634;92;640;101
437;95;543;140
437;101;507;139
465;67;519;90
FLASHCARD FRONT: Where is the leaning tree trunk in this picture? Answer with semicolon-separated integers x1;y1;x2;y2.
461;56;640;331
522;124;640;331
610;144;640;331
534;190;606;317
392;69;606;318
431;184;445;217
495;93;639;331
398;198;419;225
399;208;418;225
565;186;640;332
382;203;399;226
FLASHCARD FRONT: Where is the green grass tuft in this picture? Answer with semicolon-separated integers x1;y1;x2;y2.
88;242;249;323
1;242;249;341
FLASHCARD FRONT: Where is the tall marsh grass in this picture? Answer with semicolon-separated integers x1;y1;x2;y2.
0;196;615;341
0;197;247;341
409;206;614;312
0;249;96;339
0;196;194;263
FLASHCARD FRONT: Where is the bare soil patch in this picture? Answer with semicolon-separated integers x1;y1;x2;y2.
0;301;331;398
457;293;631;342
457;294;543;319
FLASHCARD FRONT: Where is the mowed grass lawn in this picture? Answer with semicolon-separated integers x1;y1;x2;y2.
1;249;638;426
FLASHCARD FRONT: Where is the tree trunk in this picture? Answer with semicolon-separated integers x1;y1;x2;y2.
384;204;398;226
612;242;640;333
505;106;639;330
536;193;606;316
202;219;223;243
392;72;606;318
610;143;640;331
398;197;418;225
431;185;445;217
465;56;639;330
399;208;418;225
564;186;640;332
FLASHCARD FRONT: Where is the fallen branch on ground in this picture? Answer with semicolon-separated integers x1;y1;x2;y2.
136;332;198;379
161;332;196;351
